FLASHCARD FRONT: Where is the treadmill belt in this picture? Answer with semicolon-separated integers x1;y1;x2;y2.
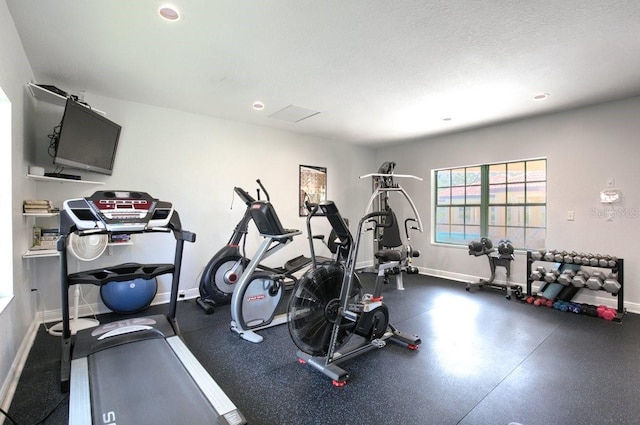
89;337;220;424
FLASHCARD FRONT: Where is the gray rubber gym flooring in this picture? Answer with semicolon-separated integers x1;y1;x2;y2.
7;273;640;425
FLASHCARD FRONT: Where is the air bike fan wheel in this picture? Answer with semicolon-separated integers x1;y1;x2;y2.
287;262;362;356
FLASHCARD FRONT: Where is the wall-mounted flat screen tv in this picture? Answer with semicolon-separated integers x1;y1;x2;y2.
54;99;122;175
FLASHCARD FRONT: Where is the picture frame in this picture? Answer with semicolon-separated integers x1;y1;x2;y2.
299;165;327;216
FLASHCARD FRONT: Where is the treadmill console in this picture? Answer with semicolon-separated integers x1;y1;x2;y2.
63;190;174;232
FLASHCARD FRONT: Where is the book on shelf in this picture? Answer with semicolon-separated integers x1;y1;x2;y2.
32;226;60;250
23;199;54;214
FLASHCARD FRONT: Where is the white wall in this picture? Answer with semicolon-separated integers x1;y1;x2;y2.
0;0;38;411
28;95;376;314
376;96;640;311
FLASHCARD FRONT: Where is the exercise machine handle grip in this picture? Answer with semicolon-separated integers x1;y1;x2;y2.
256;179;270;201
234;187;256;206
359;210;393;229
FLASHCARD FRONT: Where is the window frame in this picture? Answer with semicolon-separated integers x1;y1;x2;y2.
433;158;547;250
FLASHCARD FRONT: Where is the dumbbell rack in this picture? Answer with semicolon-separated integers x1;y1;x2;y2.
526;251;625;322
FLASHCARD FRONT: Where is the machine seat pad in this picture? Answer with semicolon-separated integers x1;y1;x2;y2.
375;249;404;262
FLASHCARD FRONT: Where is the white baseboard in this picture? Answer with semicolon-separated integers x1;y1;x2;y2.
36;268;639;324
0;316;40;423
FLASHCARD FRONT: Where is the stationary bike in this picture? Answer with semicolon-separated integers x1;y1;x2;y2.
288;200;421;386
197;180;312;313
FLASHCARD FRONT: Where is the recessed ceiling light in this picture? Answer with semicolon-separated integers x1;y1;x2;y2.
252;101;265;110
159;5;180;21
534;93;550;100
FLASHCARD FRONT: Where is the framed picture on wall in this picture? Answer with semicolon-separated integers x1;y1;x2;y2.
299;165;327;216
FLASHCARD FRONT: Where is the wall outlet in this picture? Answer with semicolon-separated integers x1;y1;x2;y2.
567;210;575;221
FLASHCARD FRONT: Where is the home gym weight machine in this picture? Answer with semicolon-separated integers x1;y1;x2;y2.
466;237;523;300
197;179;313;313
360;161;423;289
58;190;245;425
288;200;421;386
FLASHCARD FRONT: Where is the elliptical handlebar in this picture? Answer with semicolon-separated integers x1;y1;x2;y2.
234;187;256;206
256;179;270;201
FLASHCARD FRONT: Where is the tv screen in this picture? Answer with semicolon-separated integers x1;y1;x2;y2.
54;99;122;175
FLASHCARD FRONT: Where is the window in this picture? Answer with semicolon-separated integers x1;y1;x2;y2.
0;87;12;302
435;159;546;249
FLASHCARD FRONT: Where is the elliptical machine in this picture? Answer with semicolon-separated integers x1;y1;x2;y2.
197;180;312;313
288;200;421;386
229;197;305;343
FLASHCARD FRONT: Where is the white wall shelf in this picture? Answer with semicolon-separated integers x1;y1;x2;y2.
22;249;59;259
27;82;67;107
23;212;59;217
27;174;105;185
27;82;105;115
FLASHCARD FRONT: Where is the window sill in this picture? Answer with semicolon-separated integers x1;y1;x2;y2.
0;295;14;315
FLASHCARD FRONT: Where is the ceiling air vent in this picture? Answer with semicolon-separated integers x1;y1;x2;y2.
268;105;320;123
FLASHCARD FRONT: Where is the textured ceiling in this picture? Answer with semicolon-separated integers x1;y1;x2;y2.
7;0;640;146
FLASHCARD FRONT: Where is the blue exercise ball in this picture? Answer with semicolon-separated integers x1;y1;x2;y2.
100;277;157;314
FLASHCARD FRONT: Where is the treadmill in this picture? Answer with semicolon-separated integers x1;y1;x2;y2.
58;190;246;425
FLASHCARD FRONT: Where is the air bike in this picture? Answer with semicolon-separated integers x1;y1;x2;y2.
288;200;421;386
197;179;313;313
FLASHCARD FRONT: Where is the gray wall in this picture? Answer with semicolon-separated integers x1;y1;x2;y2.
0;0;38;410
376;96;640;311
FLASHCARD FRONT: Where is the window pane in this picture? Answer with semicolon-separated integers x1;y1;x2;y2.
489;184;506;204
450;225;465;242
507;206;525;226
506;183;525;203
436;207;450;224
436;224;451;243
506;227;525;247
451;168;465;186
488;226;506;241
526;160;546;182
507;161;525;183
451;206;465;225
466;185;481;204
466;206;481;226
526;181;546;203
437;170;450;188
488;206;506;226
526;227;546;249
465;226;481;241
489;164;506;184
466;166;481;185
437;187;451;205
526;206;546;227
451;186;465;205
